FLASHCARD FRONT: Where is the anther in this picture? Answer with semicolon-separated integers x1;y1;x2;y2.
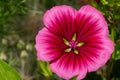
63;38;69;46
64;48;71;53
77;42;84;47
72;33;76;41
74;50;79;54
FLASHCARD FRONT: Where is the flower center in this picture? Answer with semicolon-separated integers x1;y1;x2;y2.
63;33;84;54
69;40;78;51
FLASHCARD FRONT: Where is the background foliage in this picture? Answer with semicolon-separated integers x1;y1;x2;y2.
0;0;120;80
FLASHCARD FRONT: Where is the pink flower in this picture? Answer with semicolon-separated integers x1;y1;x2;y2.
35;5;114;80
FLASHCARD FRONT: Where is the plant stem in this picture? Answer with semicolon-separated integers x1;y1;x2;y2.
21;59;25;79
106;26;115;80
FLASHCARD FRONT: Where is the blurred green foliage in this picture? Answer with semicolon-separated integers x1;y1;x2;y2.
0;0;27;37
0;0;120;80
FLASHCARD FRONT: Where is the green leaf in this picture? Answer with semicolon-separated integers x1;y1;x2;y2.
113;43;120;60
117;3;120;6
0;60;22;80
39;61;52;77
108;0;114;7
114;50;120;60
46;62;52;76
114;13;120;19
101;0;108;5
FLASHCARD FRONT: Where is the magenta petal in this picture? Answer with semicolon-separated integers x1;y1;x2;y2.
75;5;108;41
43;5;77;41
79;37;114;72
35;28;65;61
50;52;87;80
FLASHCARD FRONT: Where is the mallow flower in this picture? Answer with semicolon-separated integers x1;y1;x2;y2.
35;5;114;80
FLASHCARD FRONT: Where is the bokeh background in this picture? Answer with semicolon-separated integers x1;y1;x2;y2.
0;0;120;80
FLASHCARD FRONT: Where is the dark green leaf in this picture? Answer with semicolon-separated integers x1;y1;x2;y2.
114;13;120;19
70;75;78;80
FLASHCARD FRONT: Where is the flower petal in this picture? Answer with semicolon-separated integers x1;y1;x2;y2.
35;28;66;61
43;5;77;41
79;37;114;72
74;5;108;41
50;52;87;80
